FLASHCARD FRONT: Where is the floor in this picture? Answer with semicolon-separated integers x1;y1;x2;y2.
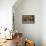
0;34;23;46
0;39;16;46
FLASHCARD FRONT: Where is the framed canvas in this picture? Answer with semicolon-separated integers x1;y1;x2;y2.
22;15;35;24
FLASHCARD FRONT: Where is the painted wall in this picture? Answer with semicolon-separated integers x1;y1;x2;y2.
41;0;46;46
0;0;16;30
13;0;41;46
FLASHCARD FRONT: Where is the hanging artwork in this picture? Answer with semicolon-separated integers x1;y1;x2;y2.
22;15;35;24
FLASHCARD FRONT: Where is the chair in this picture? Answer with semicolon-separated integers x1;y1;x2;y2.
25;40;35;46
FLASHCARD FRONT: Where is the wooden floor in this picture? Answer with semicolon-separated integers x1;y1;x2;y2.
0;39;16;46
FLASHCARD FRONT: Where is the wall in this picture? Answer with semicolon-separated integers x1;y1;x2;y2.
0;0;16;30
13;0;41;46
41;0;46;46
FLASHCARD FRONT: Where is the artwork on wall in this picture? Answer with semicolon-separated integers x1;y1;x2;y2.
22;15;35;24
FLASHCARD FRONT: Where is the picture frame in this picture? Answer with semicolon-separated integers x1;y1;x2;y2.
22;15;35;24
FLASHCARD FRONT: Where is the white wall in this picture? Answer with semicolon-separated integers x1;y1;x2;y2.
41;0;46;46
13;0;41;46
0;0;16;30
